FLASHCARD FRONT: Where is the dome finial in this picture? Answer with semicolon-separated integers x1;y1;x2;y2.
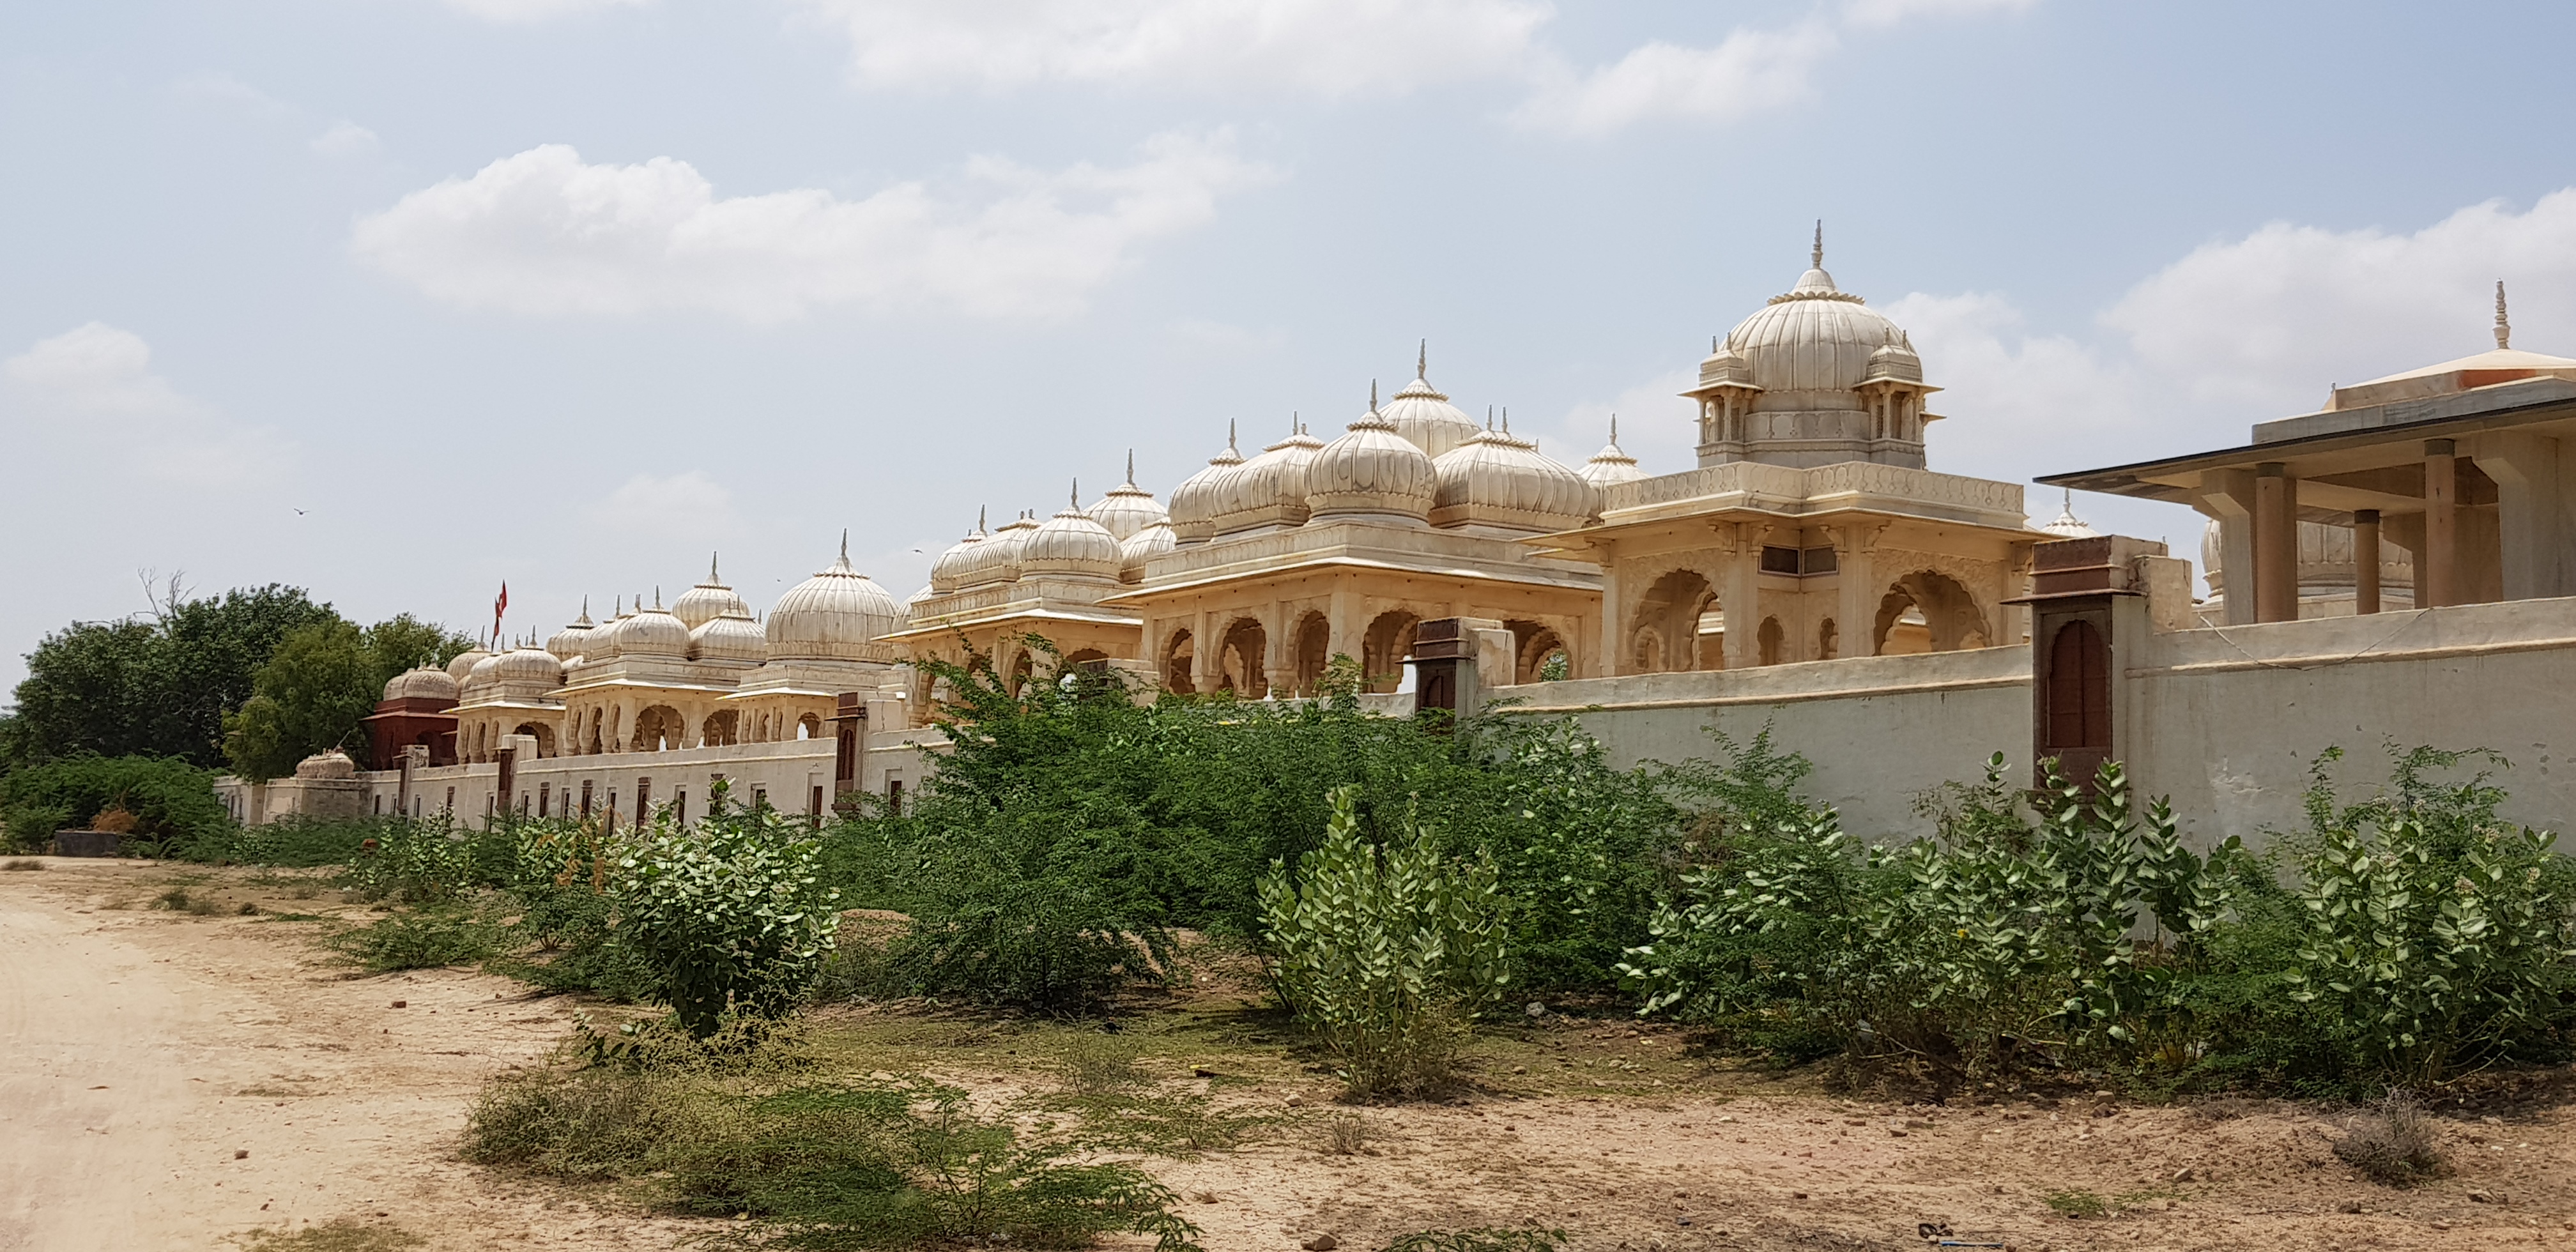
654;586;663;610
1812;219;1823;268
1071;479;1081;509
839;529;849;563
1501;406;1510;435
581;593;590;616
2496;279;2512;349
1416;338;1427;379
1370;379;1379;411
709;551;720;583
1609;413;1619;444
977;505;988;533
1485;404;1494;431
1228;418;1238;454
1124;449;1136;486
613;593;622;616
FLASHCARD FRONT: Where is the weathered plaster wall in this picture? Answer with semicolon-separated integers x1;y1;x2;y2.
2120;595;2576;848
1489;646;2032;839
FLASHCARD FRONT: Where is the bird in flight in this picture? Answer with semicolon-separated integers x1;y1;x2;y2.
293;508;307;515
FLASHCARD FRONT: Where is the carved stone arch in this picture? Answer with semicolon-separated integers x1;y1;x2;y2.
1632;567;1721;673
1162;627;1197;695
1874;567;1991;654
1216;616;1268;695
1288;611;1331;696
1362;609;1420;692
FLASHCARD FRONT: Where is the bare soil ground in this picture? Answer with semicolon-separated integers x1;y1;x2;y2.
6;857;2574;1252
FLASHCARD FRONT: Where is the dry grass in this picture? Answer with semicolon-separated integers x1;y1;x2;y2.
1;859;44;871
241;1217;424;1251
2333;1088;2450;1186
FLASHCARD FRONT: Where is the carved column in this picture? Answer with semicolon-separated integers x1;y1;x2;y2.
2423;439;2457;608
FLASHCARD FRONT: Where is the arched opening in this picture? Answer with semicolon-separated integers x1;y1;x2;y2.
1873;569;1991;655
583;708;603;755
1633;569;1719;673
1508;620;1570;685
1064;648;1110;673
1757;616;1784;666
2044;619;2112;781
1163;629;1197;695
1817;617;1839;660
1007;652;1036;696
700;708;739;747
1630;627;1663;673
632;705;684;752
513;722;557;758
1289;612;1331;696
796;712;822;740
1217;617;1268;695
1362;611;1420;693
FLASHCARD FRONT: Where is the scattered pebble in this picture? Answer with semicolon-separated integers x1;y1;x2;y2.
1302;1235;1338;1251
390;1000;406;1009
234;1149;249;1160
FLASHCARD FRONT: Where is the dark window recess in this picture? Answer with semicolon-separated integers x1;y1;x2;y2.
2044;619;2113;782
1801;547;1839;574
1759;546;1802;575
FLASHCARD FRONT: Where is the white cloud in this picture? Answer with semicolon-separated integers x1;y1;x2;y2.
440;0;647;23
310;121;382;158
1515;22;1839;136
1;323;291;484
799;0;1549;97
1843;0;2039;29
2104;190;2576;414
351;131;1278;321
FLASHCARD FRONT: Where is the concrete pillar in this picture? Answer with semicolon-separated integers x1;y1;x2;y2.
2354;509;2382;615
2423;439;2457;608
2193;468;2258;625
2481;431;2571;601
2253;462;2297;623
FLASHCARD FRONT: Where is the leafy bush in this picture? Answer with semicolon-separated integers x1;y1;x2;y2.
1259;786;1510;1097
342;814;505;904
465;1067;1201;1251
327;906;505;972
180;814;379;867
616;782;841;1037
0;754;229;853
493;816;660;1001
2281;746;2576;1087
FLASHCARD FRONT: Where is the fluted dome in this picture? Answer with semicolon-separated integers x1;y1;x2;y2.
1580;418;1646;488
766;540;904;660
1020;494;1123;582
464;650;507;688
2035;491;2098;539
1087;457;1169;542
1430;421;1600;533
690;611;767;664
672;556;751;629
1379;346;1480;458
1119;517;1176;583
613;597;691;659
1305;390;1436;524
546;604;598;662
1864;337;1924;384
1208;422;1322;535
930;514;988;593
586;598;636;661
1722;264;1912;396
985;512;1042;584
490;642;565;687
1166;428;1245;544
294;749;356;780
383;664;459;704
445;645;491;683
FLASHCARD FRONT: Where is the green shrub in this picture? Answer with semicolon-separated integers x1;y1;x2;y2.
0;754;229;853
342;814;507;903
616;782;841;1037
1259;785;1510;1097
2281;746;2576;1087
326;906;505;972
181;814;379;866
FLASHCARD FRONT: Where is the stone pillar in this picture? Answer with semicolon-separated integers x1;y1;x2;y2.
1833;523;1882;659
2354;509;2382;615
1190;610;1218;694
2193;468;2258;625
2423;439;2457;609
831;692;863;820
2481;431;2571;602
2253;462;2297;622
1720;534;1763;671
1596;556;1623;678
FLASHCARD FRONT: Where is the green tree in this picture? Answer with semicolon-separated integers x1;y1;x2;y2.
222;615;477;779
362;614;476;689
9;583;341;767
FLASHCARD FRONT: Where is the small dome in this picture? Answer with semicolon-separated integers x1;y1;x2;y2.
489;642;565;687
1021;492;1123;582
445;645;492;683
671;556;752;629
293;749;356;780
1119;517;1176;583
383;664;459;704
545;602;598;662
1378;344;1480;458
981;512;1043;584
690;611;767;664
1087;455;1169;542
2035;491;2098;540
1208;422;1322;535
1305;388;1436;524
1166;428;1246;544
1696;337;1755;388
1864;337;1924;385
907;583;935;607
929;515;988;593
1580;417;1646;488
586;597;635;661
613;595;691;658
766;538;904;661
1429;420;1599;533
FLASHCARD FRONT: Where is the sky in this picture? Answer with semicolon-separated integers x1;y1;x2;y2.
7;0;2576;696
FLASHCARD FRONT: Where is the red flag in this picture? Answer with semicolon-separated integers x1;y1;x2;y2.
493;582;509;645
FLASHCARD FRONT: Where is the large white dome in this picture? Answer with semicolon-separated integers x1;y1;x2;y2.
383;664;459;704
1086;456;1169;542
1720;264;1913;397
671;556;752;629
1429;420;1598;533
691;611;767;664
766;538;904;660
613;597;692;659
1377;344;1480;459
1021;495;1124;582
1166;427;1245;544
1305;388;1436;524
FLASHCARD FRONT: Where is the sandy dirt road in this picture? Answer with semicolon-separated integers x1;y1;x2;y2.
0;858;695;1251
